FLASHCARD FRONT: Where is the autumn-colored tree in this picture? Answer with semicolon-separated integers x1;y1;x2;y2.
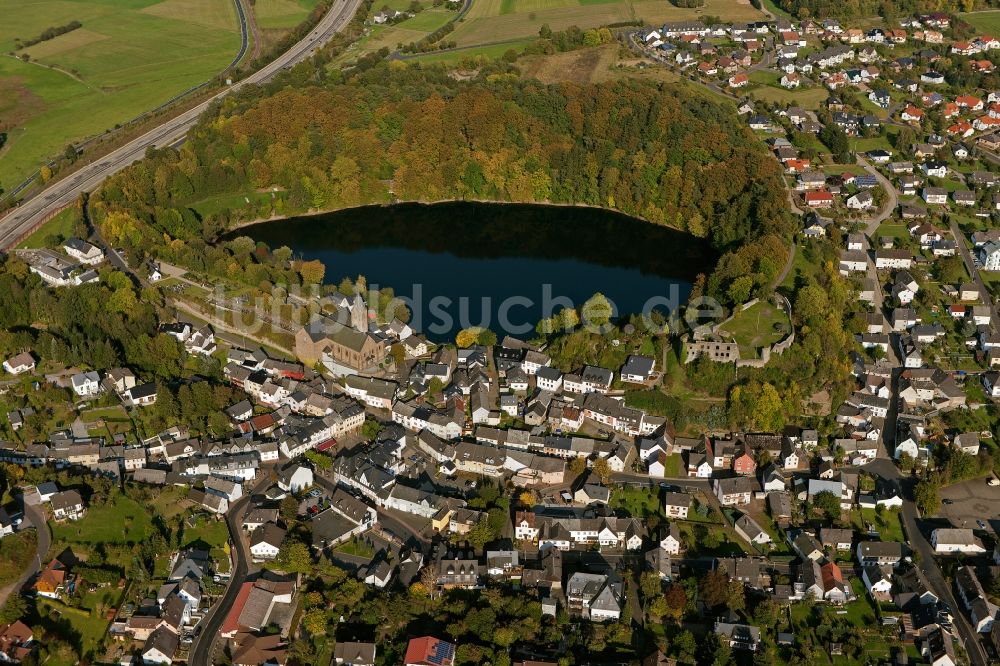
591;457;612;485
581;292;614;329
568;456;587;477
297;259;325;284
456;327;483;348
663;583;687;621
699;569;730;608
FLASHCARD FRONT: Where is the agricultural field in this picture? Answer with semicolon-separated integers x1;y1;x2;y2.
254;0;320;30
406;37;537;63
517;43;620;83
0;0;243;193
959;10;1000;35
450;0;765;47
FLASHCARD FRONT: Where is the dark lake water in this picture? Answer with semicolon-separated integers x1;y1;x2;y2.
237;202;713;340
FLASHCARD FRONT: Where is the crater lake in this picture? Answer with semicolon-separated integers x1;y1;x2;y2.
235;202;713;340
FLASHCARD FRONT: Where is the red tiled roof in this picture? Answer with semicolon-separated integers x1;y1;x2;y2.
220;582;255;637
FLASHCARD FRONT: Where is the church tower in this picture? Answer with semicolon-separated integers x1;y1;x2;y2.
351;294;367;332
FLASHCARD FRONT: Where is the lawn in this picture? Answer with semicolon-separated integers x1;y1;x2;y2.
663;452;682;478
400;8;456;32
750;84;828;111
842;576;878;624
718;300;791;356
180;512;232;574
189;189;282;217
78;405;131;423
876;222;911;246
334;536;376;558
451;0;764;47
148;484;191;521
0;0;242;192
850;507;906;543
37;596;117;665
781;241;821;290
980;270;1000;297
0;530;38;586
17;205;80;249
611;485;665;520
50;493;153;547
677;520;747;556
852;135;894;153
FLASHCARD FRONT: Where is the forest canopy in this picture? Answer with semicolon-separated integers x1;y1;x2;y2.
774;0;996;19
92;64;793;305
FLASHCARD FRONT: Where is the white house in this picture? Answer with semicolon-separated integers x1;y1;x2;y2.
734;514;772;545
660;524;682;555
0;509;14;538
204;476;243;504
71;371;101;397
123;382;158;407
620;355;655;383
50;490;85;521
141;626;178;665
979;241;1000;271
862;564;893;598
931;528;986;554
566;572;623;622
249;523;286;561
3;352;35;375
663;492;690;519
535;366;563;392
277;464;314;493
847;191;874;209
63;238;104;265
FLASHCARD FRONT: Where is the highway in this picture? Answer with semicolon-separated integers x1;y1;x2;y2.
0;0;364;250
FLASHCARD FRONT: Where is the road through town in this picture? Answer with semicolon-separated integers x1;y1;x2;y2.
188;475;270;666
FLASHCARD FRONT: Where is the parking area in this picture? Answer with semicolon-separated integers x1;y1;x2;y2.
937;476;1000;533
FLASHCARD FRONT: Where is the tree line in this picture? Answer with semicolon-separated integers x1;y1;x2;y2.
15;21;82;50
775;0;996;19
